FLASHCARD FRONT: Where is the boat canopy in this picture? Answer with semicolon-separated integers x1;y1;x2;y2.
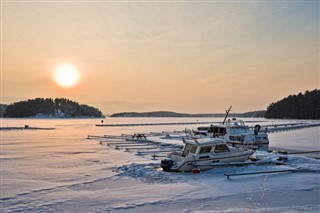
181;138;231;157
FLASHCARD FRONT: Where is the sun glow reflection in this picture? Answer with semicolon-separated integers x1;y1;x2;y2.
54;64;80;87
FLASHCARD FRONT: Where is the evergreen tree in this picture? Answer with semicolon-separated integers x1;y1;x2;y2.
265;89;320;119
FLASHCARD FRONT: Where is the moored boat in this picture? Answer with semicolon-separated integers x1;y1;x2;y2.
188;106;269;151
190;118;269;151
160;138;253;172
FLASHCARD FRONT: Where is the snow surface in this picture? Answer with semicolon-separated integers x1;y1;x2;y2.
1;118;320;212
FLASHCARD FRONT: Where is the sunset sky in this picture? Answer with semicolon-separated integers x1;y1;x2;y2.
1;1;319;114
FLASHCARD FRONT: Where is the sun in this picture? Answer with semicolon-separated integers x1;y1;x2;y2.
54;64;80;87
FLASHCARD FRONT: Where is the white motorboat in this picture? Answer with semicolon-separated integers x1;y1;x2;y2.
188;107;269;151
160;138;253;172
190;118;269;151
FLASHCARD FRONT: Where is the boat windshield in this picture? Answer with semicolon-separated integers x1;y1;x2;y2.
197;127;209;131
214;144;230;153
208;126;226;136
182;144;198;157
194;132;207;136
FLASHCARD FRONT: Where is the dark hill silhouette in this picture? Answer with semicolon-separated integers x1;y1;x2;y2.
3;98;104;118
110;110;266;118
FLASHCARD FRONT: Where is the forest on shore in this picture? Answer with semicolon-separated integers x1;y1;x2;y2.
110;110;266;118
265;89;319;119
1;89;318;119
1;98;104;118
112;89;320;119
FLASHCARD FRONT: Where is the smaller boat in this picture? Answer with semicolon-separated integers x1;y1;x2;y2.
160;138;254;172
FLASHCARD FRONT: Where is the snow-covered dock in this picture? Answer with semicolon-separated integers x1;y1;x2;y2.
96;121;216;127
96;120;320;134
0;126;55;131
265;122;320;133
87;132;184;160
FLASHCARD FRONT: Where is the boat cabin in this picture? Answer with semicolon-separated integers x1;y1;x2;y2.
181;138;230;157
194;125;227;137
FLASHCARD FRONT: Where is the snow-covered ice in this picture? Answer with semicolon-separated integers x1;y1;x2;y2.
1;118;319;212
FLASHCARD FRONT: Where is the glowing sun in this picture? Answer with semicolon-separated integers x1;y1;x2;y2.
54;64;79;87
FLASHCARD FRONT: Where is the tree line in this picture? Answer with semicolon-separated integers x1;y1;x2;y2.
110;110;266;117
3;98;104;118
265;89;320;119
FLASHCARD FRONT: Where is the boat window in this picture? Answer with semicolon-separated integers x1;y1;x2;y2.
197;127;209;131
215;127;226;135
182;144;198;157
208;126;214;133
229;135;244;142
220;128;226;135
214;144;230;153
190;145;197;154
194;132;207;136
200;146;212;153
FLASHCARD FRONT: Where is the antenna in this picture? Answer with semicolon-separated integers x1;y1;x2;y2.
222;106;232;124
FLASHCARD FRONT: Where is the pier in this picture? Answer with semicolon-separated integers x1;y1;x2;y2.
96;121;320;134
264;122;320;133
87;133;183;160
96;121;217;127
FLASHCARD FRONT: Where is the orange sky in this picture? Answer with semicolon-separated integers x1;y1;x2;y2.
1;1;319;114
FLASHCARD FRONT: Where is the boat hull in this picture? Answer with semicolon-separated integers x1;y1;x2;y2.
226;141;269;151
164;150;253;172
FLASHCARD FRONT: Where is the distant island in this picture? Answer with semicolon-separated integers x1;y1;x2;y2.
1;98;104;118
110;110;266;118
265;89;320;119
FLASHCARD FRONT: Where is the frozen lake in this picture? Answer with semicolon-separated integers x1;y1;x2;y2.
1;118;320;212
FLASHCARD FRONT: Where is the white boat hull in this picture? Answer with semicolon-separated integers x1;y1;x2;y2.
226;141;269;151
166;150;253;172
